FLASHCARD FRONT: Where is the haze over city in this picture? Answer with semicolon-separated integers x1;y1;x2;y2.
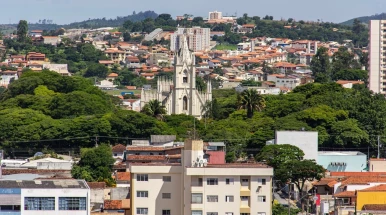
2;0;386;24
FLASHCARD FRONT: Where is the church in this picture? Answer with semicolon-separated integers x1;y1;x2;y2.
140;34;212;119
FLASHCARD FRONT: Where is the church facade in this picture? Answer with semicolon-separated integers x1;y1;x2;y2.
140;35;212;119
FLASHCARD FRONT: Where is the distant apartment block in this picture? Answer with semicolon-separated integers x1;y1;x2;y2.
170;27;211;52
129;139;273;215
369;20;386;94
209;11;223;20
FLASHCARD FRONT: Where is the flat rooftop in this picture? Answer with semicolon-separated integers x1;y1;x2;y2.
318;151;365;156
0;180;88;189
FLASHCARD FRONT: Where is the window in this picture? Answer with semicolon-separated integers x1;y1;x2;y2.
24;197;55;210
226;178;234;185
207;213;218;215
225;213;233;215
241;213;250;215
225;195;234;202
137;208;148;215
114;153;117;156
258;196;266;202
191;193;203;204
58;197;86;210
192;210;202;215
207;195;218;202
342;198;350;205
207;178;218;185
162;193;171;199
163;176;171;182
162;210;171;215
183;96;188;110
262;179;266;185
137;191;148;198
183;77;188;83
137;174;148;181
258;213;266;215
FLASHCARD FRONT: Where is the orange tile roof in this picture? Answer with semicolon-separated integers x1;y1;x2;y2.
127;154;181;161
313;178;338;187
339;176;386;188
127;146;183;151
333;191;356;198
336;80;364;85
108;73;119;77
359;184;386;192
104;200;122;210
330;172;386;177
116;172;131;181
112;144;126;153
99;60;114;64
87;182;106;189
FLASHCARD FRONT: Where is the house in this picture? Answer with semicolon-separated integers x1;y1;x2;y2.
105;48;125;64
336;80;365;89
112;144;126;163
42;36;60;46
43;64;71;76
115;172;131;188
95;80;117;89
87;182;106;208
20;157;73;170
103;199;130;215
99;60;115;68
238;24;256;34
356;185;386;213
148;53;170;66
129;139;273;215
107;73;118;82
122;99;141;112
26;52;45;61
30;30;43;37
140;73;156;80
125;56;141;68
0;70;18;87
268;74;300;90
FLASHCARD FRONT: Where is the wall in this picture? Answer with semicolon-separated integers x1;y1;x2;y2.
357;191;386;211
369;20;381;93
110;187;130;200
37;162;72;170
206;151;225;164
21;188;90;215
90;189;104;204
317;154;367;172
369;160;386;172
275;131;318;161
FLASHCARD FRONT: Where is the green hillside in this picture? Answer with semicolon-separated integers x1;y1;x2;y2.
340;13;386;26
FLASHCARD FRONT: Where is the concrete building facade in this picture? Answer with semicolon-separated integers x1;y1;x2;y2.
317;151;367;172
170;27;211;52
369;20;386;94
129;139;274;215
274;131;318;161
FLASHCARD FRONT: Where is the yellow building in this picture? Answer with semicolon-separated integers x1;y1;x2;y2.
356;184;386;212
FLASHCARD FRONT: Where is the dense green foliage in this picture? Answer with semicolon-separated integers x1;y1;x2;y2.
340;13;385;26
71;144;115;184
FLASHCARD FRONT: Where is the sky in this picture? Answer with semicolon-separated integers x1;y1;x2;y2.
2;0;386;25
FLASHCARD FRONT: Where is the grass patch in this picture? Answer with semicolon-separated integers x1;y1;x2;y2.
214;43;238;51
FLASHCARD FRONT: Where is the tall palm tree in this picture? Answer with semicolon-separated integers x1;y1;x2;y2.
141;99;166;121
238;89;266;118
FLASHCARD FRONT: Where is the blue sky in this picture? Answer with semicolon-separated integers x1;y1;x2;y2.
2;0;386;24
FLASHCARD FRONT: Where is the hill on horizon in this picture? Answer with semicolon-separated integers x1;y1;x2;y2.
340;13;386;26
0;10;158;32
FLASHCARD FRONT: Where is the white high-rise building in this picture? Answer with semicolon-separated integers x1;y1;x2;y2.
129;139;274;215
209;11;223;20
170;27;211;52
369;20;386;94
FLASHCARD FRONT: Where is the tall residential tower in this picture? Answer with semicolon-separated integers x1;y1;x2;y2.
369;20;386;94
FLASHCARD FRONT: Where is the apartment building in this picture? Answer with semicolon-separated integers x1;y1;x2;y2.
369;20;386;94
170;27;211;52
0;179;90;215
209;11;223;20
129;139;273;215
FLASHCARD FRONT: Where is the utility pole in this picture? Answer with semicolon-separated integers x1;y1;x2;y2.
288;183;291;215
378;135;381;159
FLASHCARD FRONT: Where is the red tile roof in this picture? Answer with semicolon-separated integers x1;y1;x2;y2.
204;163;271;168
108;73;119;77
126;146;183;151
127;154;181;161
339;176;386;188
87;182;106;189
333;191;356;198
313;178;338;187
359;184;386;192
330;172;386;177
116;172;131;181
112;144;126;153
99;60;114;64
103;200;122;210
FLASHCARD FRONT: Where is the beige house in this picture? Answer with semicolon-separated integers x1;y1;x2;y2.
129;139;274;215
105;48;126;64
369;158;386;172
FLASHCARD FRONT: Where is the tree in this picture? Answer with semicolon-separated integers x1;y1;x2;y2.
84;63;108;78
72;144;115;184
238;89;266;118
141;99;166;120
17;20;28;42
310;47;331;83
332;69;367;81
353;19;365;35
331;47;361;76
256;144;305;169
123;20;134;31
288;18;294;23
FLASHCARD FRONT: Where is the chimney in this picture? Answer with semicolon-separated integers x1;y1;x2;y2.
314;41;318;54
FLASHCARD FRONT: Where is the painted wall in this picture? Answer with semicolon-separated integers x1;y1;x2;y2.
317;154;367;172
357;191;386;211
275;131;318;161
206;151;225;164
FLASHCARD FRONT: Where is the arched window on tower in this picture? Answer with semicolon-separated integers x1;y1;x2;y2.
183;96;188;111
183;70;188;83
